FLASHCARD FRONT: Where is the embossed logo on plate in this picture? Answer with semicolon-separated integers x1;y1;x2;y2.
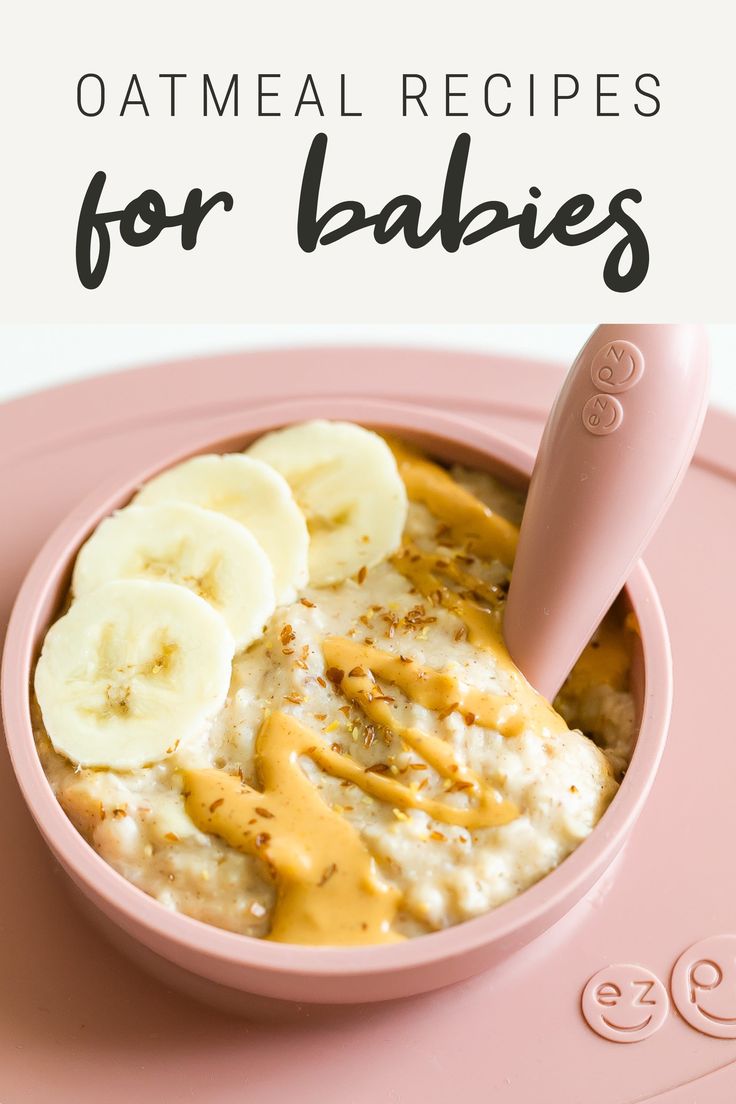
581;964;669;1042
671;936;736;1038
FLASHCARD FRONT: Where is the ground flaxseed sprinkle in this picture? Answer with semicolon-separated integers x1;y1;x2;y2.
382;612;399;637
318;863;338;885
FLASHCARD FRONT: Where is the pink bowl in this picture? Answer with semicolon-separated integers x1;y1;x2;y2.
1;398;672;1008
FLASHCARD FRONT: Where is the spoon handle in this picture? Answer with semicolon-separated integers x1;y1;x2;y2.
504;324;710;701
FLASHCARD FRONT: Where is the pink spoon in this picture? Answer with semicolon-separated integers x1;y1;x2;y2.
504;323;710;701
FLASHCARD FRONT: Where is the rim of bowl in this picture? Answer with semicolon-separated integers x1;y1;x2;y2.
1;397;672;979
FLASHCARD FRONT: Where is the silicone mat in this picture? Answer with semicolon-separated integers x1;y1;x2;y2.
1;347;735;1104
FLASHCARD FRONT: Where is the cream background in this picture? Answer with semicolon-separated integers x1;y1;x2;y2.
0;0;733;321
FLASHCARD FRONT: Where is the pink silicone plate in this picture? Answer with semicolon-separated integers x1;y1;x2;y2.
0;348;734;1104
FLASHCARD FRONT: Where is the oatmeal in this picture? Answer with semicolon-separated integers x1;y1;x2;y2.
33;422;636;945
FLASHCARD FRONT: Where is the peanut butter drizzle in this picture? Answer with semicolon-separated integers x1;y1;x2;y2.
310;743;516;828
392;543;568;739
322;635;524;738
386;437;519;566
560;604;635;699
320;637;519;825
183;712;402;946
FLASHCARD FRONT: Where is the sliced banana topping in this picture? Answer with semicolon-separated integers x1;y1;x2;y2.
34;580;234;770
134;454;308;605
72;502;275;651
247;420;408;585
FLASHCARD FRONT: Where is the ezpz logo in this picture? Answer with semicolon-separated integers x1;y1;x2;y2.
581;338;645;436
671;937;736;1040
590;341;645;392
582;965;669;1043
582;937;736;1043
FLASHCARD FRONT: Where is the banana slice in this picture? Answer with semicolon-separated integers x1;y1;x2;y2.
134;454;308;605
72;502;275;651
34;580;234;769
247;420;408;586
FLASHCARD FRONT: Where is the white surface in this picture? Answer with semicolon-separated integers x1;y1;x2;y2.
0;325;734;413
